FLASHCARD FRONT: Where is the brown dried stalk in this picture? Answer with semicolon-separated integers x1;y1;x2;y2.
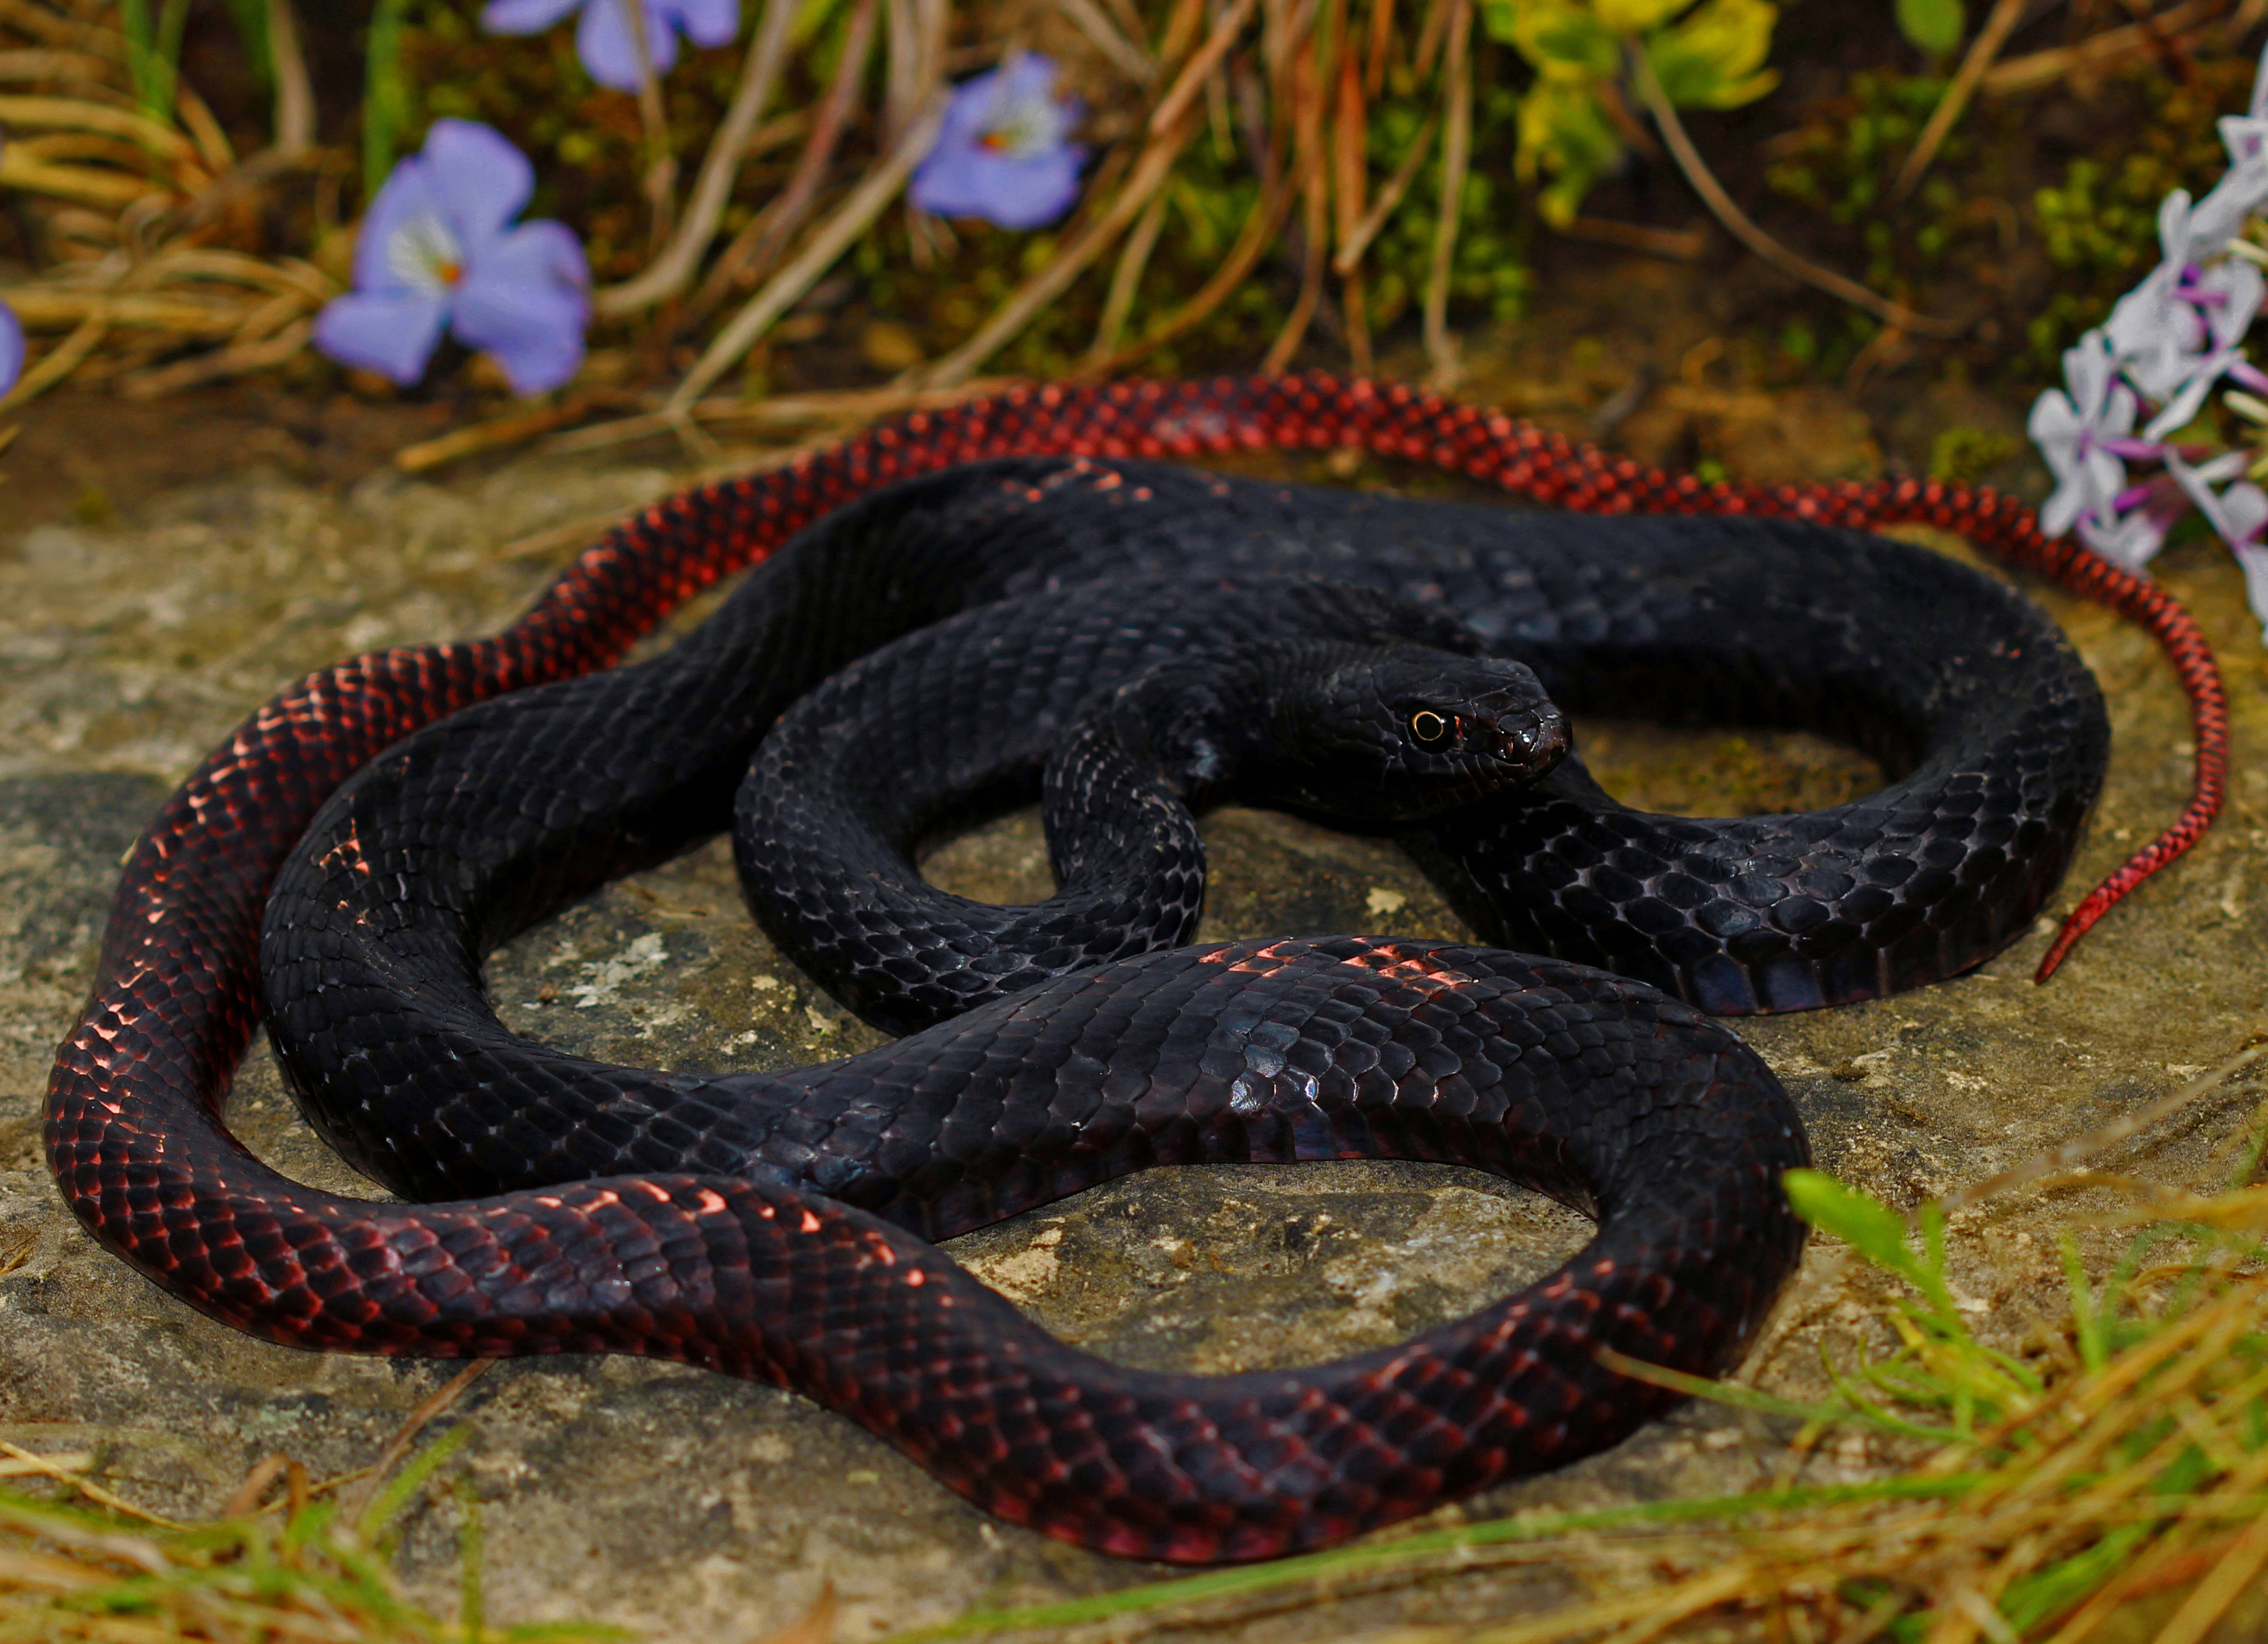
666;93;949;409
1056;0;1155;85
1889;0;2028;204
682;0;880;331
1149;0;1262;135
1333;108;1435;271
618;0;681;247
597;0;802;316
0;308;99;411
1332;47;1371;376
1081;161;1296;375
1259;5;1330;375
1627;44;1963;340
1981;0;2231;97
265;0;312;154
1420;0;1468;385
1084;186;1171;364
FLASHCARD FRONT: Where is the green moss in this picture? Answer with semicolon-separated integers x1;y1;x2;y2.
2027;59;2252;367
1928;424;2017;484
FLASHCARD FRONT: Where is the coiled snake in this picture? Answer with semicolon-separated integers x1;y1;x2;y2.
47;376;2228;1562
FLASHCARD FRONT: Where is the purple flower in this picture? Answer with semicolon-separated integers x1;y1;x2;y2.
909;54;1086;230
2029;331;2147;540
0;300;20;398
482;0;738;93
314;120;590;397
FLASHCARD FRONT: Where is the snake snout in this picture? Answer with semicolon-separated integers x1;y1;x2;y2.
1492;702;1571;776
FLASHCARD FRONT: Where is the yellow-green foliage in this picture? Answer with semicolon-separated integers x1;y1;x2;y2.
1481;0;1778;226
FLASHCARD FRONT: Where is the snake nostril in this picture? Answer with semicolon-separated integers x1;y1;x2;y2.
1506;714;1568;764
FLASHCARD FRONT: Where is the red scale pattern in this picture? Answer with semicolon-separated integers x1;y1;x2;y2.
44;374;2217;1561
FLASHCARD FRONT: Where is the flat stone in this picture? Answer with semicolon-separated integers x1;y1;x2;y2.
2;432;2263;1640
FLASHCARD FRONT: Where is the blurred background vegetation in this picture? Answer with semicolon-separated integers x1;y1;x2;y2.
0;2;2260;474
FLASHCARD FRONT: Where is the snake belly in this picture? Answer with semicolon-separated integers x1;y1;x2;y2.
52;375;2131;1566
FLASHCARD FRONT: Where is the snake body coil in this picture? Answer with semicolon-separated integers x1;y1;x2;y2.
47;377;2198;1565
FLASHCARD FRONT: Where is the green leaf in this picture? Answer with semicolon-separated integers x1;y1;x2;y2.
1485;0;1620;78
119;0;191;118
1645;0;1779;110
220;0;274;92
362;0;412;205
1595;0;1693;29
1783;1169;1924;1283
1515;75;1625;227
1894;0;1964;55
357;1422;472;1542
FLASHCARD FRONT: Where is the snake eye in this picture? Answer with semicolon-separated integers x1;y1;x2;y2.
1410;709;1450;744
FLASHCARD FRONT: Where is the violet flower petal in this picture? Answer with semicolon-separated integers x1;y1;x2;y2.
481;0;583;30
313;290;450;385
0;300;22;397
352;152;444;294
911;54;1086;229
576;0;682;91
450;220;590;394
668;0;741;48
421;118;537;257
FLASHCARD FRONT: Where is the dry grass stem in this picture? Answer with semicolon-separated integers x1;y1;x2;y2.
1419;0;1468;386
1941;1041;2268;1216
1627;44;1963;339
1982;0;2235;97
1085;185;1171;363
666;91;948;409
1333;109;1436;273
598;0;803;315
683;0;880;329
1056;0;1156;83
1890;0;2028;203
331;1362;490;1531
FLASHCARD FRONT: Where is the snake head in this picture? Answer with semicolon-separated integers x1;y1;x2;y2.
1256;644;1571;822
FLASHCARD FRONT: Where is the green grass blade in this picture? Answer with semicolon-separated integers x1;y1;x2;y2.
363;0;412;203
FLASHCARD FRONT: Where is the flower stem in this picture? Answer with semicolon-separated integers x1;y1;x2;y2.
619;0;679;250
1889;0;2028;205
1420;0;1469;387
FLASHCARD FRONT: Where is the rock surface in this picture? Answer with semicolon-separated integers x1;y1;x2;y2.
1;409;2264;1642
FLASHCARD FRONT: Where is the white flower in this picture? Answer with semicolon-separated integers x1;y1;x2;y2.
2231;540;2268;640
2168;448;2268;544
2075;502;2173;570
2029;330;2141;539
2097;188;2268;437
2169;449;2268;635
2139;261;2264;438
